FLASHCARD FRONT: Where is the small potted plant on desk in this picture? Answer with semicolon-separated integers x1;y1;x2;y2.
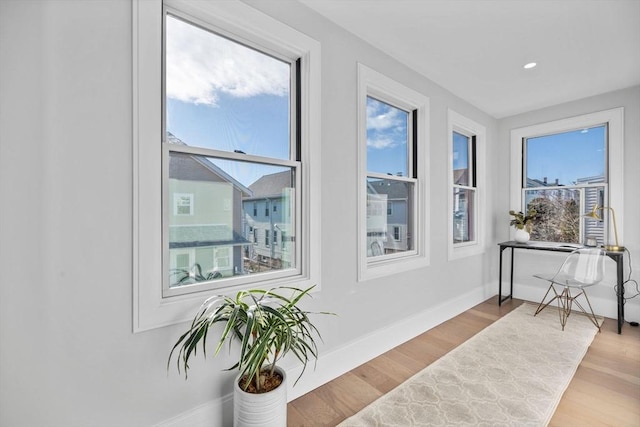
509;207;537;243
168;286;331;427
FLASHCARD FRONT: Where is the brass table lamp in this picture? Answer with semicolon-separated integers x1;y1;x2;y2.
583;204;624;251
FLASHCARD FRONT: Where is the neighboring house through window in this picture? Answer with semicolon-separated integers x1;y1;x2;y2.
357;63;430;281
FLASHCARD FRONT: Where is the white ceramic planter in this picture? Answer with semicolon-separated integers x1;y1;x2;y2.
234;366;287;427
514;228;530;243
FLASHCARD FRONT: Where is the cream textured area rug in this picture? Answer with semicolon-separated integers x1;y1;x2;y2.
338;303;600;427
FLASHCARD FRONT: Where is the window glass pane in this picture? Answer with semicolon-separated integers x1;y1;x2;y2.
453;188;475;243
165;14;291;159
452;131;470;186
525;187;605;245
525;125;606;187
366;177;414;257
168;152;296;287
366;97;409;176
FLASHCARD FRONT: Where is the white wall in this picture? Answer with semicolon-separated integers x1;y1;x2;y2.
495;86;640;323
1;1;635;426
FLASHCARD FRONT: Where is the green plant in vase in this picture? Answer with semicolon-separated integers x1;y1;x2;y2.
509;208;537;243
168;285;332;426
509;208;537;232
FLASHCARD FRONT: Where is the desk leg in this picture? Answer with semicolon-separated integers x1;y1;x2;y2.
509;248;514;301
617;256;624;334
498;247;513;305
499;247;503;305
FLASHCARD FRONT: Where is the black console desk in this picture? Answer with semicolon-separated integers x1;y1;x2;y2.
498;241;625;334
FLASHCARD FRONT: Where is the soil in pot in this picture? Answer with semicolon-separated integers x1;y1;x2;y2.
238;370;283;394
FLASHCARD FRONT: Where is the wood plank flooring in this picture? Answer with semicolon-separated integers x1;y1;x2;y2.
288;297;640;426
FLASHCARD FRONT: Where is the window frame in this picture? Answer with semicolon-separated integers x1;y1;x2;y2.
510;108;624;245
447;109;486;260
132;0;321;332
357;63;430;282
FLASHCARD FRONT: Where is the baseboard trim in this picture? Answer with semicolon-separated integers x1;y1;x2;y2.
285;284;492;400
155;284;493;426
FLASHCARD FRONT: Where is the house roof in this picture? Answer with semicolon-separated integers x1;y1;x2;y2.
167;133;252;197
367;178;410;199
246;170;293;200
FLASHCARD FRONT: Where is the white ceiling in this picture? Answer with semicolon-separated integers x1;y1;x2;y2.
298;0;640;118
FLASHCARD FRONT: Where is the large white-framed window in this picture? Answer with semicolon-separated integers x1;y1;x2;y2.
510;108;624;246
133;0;321;332
357;63;430;281
447;109;486;260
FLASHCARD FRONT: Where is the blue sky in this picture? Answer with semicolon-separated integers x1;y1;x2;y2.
167;13;605;191
165;14;291;188
166;13;413;187
366;97;409;176
526;125;606;186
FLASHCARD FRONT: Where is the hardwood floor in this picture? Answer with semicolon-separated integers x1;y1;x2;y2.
288;297;640;426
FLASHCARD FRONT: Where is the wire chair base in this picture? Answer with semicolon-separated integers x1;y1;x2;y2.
534;284;602;332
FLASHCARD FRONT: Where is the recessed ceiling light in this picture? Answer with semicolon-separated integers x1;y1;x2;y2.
524;62;537;69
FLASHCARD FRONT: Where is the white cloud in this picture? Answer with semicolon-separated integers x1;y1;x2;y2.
367;137;397;149
166;16;290;105
366;98;407;149
366;98;405;131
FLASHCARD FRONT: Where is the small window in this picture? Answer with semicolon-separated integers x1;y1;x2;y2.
173;193;193;216
366;96;414;258
452;131;476;244
265;230;270;247
447;109;486;260
357;64;430;281
393;226;401;241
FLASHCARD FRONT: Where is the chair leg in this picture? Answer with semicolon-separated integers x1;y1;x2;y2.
556;287;572;331
571;289;602;332
535;283;559;316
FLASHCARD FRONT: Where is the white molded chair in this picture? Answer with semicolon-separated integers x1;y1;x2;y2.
533;247;605;332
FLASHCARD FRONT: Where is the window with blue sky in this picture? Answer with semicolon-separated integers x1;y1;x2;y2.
447;109;485;261
357;63;429;281
365;96;414;259
523;125;607;244
163;11;299;294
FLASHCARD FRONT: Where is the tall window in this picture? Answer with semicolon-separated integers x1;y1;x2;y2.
366;96;415;257
358;64;430;281
133;0;321;331
163;11;299;296
452;131;476;243
510;108;624;247
448;110;485;260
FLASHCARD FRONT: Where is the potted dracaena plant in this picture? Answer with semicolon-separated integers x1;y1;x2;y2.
168;285;331;427
509;207;537;243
